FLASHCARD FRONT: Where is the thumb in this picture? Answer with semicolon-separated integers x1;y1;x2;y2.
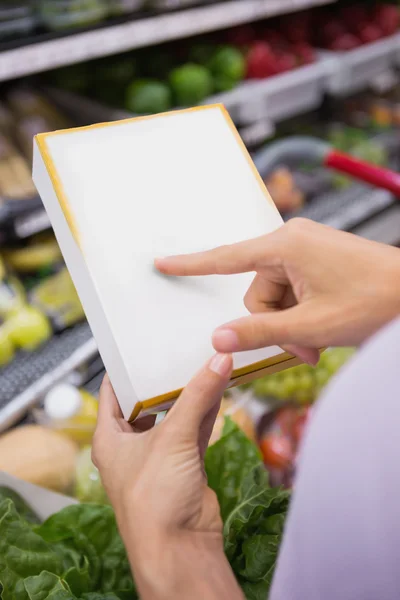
212;303;325;352
167;354;233;436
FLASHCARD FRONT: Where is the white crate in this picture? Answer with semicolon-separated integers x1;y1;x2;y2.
393;32;400;66
205;56;332;126
324;35;399;96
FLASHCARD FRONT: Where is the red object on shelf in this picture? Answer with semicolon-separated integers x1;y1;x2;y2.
246;41;278;79
325;150;400;198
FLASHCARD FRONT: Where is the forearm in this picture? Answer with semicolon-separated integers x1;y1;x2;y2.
122;526;244;600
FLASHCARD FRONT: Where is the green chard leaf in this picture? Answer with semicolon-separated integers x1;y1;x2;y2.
23;572;74;600
36;504;136;598
0;499;62;600
240;534;279;582
0;487;40;525
241;576;272;600
205;418;263;521
205;419;290;600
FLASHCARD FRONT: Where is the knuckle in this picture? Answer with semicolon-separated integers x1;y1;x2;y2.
286;217;311;237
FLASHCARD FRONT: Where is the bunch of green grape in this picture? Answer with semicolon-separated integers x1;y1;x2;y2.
251;348;355;405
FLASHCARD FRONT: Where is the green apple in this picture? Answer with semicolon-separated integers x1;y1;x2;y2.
0;325;14;367
6;305;52;351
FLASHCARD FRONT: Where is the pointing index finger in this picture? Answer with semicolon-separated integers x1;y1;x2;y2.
154;235;270;277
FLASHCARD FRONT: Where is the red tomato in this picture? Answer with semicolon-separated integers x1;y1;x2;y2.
260;434;293;470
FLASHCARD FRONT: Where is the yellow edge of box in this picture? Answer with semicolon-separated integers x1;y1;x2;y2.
129;351;304;422
35;103;277;248
35;104;288;422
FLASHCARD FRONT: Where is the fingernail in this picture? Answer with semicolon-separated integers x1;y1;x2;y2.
299;350;320;367
103;373;110;385
209;353;232;377
213;328;240;352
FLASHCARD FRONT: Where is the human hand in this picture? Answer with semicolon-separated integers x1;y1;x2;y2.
92;355;244;600
155;219;400;356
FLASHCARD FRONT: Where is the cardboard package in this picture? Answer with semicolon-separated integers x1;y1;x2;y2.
33;104;301;422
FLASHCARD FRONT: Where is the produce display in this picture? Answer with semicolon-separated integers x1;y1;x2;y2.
39;0;110;30
0;421;289;600
0;256;52;363
0;425;78;492
0;0;216;38
29;268;85;331
315;2;400;50
258;403;312;488
251;348;355;405
261;90;397;215
49;15;321;114
0;2;398;597
0;117;36;201
38;383;98;446
0;233;85;367
0;90;71;202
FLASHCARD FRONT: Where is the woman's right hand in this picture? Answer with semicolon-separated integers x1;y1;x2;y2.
155;219;400;358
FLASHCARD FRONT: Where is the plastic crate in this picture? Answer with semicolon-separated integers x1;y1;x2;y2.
324;35;399;97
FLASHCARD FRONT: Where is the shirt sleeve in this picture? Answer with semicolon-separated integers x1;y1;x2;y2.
270;318;400;600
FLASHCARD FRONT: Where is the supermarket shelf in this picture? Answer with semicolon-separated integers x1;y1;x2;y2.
324;34;400;97
395;32;400;66
0;323;97;433
207;56;331;125
0;0;336;82
48;56;332;131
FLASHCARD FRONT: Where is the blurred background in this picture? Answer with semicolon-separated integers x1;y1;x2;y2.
0;0;399;499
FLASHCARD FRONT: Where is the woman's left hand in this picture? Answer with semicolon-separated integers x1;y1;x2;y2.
92;354;244;600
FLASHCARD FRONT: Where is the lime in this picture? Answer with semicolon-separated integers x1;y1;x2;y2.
169;64;213;106
125;80;172;115
208;46;245;84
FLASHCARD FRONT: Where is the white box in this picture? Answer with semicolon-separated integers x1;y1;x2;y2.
33;104;300;422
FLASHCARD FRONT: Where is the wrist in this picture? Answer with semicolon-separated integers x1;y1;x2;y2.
120;523;242;600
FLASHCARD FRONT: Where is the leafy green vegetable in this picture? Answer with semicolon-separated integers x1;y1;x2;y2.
1;419;288;600
37;505;135;597
0;495;136;600
0;487;40;525
205;418;262;521
0;498;63;600
205;420;289;599
23;572;73;600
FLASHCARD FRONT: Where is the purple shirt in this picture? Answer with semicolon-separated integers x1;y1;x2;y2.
271;318;400;600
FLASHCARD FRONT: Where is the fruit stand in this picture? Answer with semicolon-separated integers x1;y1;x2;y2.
0;1;399;598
